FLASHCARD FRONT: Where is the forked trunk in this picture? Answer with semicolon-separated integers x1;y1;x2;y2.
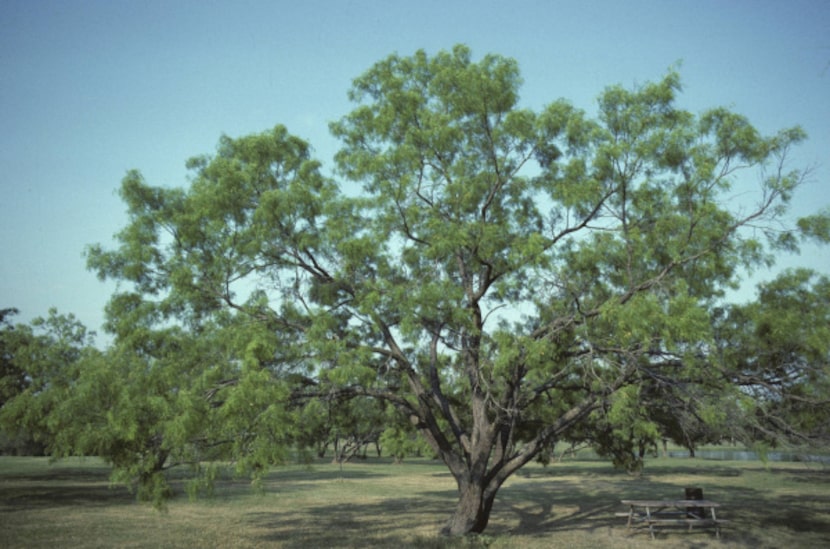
441;476;501;536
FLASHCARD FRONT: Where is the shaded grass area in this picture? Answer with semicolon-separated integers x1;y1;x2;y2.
1;456;829;548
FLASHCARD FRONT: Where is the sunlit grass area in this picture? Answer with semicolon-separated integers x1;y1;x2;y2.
1;454;828;548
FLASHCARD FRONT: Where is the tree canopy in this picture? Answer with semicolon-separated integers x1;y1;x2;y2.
4;45;826;536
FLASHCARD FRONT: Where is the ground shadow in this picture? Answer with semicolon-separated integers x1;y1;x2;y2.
1;480;137;511
501;466;830;545
240;467;830;548
246;496;457;548
4;458;829;546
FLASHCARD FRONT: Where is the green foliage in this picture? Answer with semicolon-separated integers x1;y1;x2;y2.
715;268;830;446
0;303;297;507
0;309;96;449
379;404;433;462
797;208;830;243
0;308;25;409
293;395;391;464
592;385;660;472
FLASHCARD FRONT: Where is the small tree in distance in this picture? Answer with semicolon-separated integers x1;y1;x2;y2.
84;45;826;536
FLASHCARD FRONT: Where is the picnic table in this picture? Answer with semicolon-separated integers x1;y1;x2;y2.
619;499;728;539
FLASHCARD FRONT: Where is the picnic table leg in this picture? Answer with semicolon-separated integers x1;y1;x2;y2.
646;506;655;540
711;507;720;539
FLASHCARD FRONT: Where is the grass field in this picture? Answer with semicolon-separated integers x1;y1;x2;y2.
1;453;828;548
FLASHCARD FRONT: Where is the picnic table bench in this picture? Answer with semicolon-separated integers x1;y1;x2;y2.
618;499;728;539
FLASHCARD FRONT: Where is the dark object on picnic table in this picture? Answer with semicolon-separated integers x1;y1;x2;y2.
685;487;704;519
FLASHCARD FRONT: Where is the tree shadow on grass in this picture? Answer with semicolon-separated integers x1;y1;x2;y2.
0;463;112;483
491;477;735;544
638;463;744;478
0;479;137;512
7;459;828;546
778;467;830;484
531;462;745;479
245;495;458;548
0;459;138;511
501;468;830;546
268;467;390;483
247;465;830;547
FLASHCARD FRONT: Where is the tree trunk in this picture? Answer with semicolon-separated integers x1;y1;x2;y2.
441;476;500;536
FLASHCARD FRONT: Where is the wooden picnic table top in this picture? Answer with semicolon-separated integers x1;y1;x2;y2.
621;499;721;508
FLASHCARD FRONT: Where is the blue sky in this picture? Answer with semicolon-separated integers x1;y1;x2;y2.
2;0;829;342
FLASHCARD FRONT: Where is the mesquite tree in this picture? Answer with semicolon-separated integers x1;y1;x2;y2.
87;45;822;535
716;269;830;445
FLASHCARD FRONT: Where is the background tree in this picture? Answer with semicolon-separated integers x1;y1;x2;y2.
378;403;434;463
716;268;830;448
85;46;823;536
0;300;294;505
646;382;738;457
583;380;736;467
0;308;24;409
0;309;95;455
0;308;46;455
64;299;238;505
328;396;385;463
